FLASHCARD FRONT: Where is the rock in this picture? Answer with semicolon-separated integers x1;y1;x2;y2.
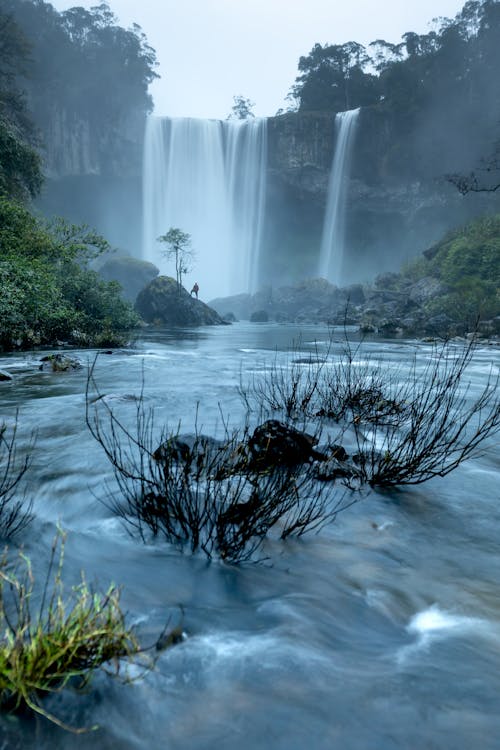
209;293;252;320
315;458;359;481
344;283;366;305
246;419;322;469
0;370;13;381
424;313;455;336
359;322;376;334
39;354;82;372
327;444;349;462
153;434;224;466
97;256;160;303
135;276;228;327
377;318;403;335
250;310;269;323
408;276;446;306
374;272;400;290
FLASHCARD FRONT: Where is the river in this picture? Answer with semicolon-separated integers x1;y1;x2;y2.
0;323;498;749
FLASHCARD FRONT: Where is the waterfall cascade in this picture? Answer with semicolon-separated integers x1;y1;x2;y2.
142;116;267;300
318;108;360;285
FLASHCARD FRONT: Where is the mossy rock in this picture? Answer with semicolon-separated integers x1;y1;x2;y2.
135;276;228;327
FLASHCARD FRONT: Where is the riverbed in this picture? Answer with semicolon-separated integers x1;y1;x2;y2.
0;323;498;749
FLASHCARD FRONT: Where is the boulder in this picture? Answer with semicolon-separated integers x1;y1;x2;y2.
97;256;160;303
408;277;446;306
250;310;269;322
246;420;324;470
39;354;82;372
135;276;228;327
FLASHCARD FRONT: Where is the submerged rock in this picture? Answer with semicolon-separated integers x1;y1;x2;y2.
0;370;13;381
136;276;228;327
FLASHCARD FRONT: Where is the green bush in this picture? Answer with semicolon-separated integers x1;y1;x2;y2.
0;198;139;350
402;213;500;329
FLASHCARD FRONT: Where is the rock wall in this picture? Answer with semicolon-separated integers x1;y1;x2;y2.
37;106;497;286
261;108;496;287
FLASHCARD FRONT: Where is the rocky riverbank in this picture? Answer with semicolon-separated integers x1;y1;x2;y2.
210;275;499;341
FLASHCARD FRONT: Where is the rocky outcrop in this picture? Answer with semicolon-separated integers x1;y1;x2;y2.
136;276;228;327
210;278;362;323
97;256;159;303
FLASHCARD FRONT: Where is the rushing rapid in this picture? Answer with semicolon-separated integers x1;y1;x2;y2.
0;324;498;749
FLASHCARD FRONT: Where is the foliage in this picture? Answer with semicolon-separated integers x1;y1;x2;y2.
0;198;139;350
289;0;500;179
0;7;42;200
228;95;255;120
402;214;500;328
0;532;140;731
157;227;194;291
289;42;379;112
0;416;33;539
2;0;158;137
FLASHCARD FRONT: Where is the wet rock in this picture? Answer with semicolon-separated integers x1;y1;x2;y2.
327;444;349;462
315;458;360;481
153;434;224;469
39;354;82;372
0;370;13;381
246;419;322;469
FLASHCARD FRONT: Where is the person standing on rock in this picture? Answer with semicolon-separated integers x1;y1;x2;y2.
190;282;199;299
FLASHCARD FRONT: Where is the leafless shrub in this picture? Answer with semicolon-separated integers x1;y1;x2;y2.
239;339;327;420
240;333;500;488
350;340;500;486
86;361;350;563
0;416;33;538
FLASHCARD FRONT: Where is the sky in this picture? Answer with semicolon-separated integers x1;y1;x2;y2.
51;0;467;119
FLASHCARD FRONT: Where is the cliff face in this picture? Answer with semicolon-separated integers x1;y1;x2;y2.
261;108;495;286
39;105;144;179
36;107;145;256
38;107;496;286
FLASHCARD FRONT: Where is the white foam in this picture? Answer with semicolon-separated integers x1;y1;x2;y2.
397;605;497;664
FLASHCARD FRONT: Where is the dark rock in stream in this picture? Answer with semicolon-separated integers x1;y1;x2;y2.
39;354;82;372
0;370;13;381
246;420;326;469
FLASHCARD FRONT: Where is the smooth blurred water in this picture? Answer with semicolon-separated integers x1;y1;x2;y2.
0;324;498;749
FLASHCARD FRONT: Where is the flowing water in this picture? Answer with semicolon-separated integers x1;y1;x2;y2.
0;325;498;749
142;117;267;300
319;109;360;285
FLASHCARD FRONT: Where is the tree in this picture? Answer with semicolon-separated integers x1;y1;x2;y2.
228;95;255;120
0;8;42;200
289;42;379;112
157;228;194;291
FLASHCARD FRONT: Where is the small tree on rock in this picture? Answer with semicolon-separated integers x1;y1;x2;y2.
157;228;194;292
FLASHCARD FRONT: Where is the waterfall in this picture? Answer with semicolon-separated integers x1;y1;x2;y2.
318;108;360;285
142;116;267;300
